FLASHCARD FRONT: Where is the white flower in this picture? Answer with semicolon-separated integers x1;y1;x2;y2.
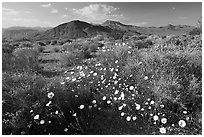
183;111;187;114
121;112;125;116
30;110;33;113
40;120;45;124
92;100;96;104
132;116;137;121
107;100;111;104
114;97;117;101
161;118;167;124
102;96;106;100
126;116;131;121
47;92;54;99
93;73;97;76
79;105;84;109
135;104;141;110
60;81;65;85
46;101;52;107
150;100;155;104
159;127;166;134
115;60;119;63
118;106;123;110
120;92;125;100
144;76;148;80
178;120;186;128
72;78;76;82
55;110;59;114
153;115;159;121
114;90;119;95
72;113;77;116
64;128;68;132
129;86;134;90
34;114;39;120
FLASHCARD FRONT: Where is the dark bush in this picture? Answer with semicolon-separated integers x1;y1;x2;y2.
189;28;202;35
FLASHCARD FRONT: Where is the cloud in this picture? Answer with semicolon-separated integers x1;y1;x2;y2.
2;7;20;16
51;9;58;13
40;3;51;8
71;4;124;22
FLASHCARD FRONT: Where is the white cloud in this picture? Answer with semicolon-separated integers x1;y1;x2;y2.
51;9;58;13
3;7;20;16
71;4;124;22
40;3;51;8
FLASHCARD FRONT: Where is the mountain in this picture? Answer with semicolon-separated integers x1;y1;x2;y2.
2;26;52;41
37;20;114;40
3;20;196;41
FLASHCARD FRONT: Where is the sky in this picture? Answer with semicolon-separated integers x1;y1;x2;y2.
2;2;202;28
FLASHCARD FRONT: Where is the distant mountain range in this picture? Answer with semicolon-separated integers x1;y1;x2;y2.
2;20;196;41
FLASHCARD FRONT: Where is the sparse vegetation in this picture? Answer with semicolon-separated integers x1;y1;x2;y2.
2;19;202;135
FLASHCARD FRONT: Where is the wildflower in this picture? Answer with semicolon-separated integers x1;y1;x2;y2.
132;116;137;121
92;100;96;104
161;118;167;124
153;115;159;121
93;72;97;76
126;116;131;121
107;100;111;104
144;76;148;80
79;105;85;109
159;127;166;134
183;111;187;114
148;106;152;109
120;92;125;100
60;81;65;85
72;78;76;82
47;92;54;99
55;110;59;114
178;120;186;128
94;104;97;107
30;110;33;113
46;101;52;107
129;86;134;90
160;104;164;108
135;104;141;110
150;100;155;105
102;96;106;100
114;90;119;95
40;120;45;124
34;114;39;120
72;113;77;117
88;106;92;109
114;97;117;101
118;106;123;110
121;112;125;116
115;60;119;63
64;128;68;132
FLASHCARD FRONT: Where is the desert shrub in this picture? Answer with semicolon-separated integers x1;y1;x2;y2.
2;43;17;54
60;50;86;67
38;41;46;46
20;42;33;48
37;46;45;53
12;48;41;73
53;47;60;52
2;72;50;135
189;28;202;35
